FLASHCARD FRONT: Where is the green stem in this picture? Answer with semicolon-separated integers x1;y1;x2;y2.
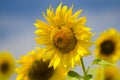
86;63;92;74
80;58;87;76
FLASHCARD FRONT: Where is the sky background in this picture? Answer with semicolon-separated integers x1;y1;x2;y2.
0;0;120;80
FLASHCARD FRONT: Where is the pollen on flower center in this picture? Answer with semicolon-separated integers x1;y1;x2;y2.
100;40;115;55
1;62;9;73
53;27;77;53
28;60;54;80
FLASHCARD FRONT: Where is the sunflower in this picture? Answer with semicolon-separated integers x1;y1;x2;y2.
34;3;93;69
95;28;120;63
93;66;104;80
16;48;68;80
104;66;120;80
0;51;15;80
94;66;120;80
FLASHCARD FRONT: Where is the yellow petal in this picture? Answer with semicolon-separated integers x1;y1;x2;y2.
34;29;49;36
56;2;62;15
62;5;67;15
34;19;49;30
75;16;86;25
72;9;83;20
35;37;50;44
53;55;61;69
65;5;73;22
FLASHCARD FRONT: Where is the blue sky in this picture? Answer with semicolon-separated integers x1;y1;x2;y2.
0;0;120;80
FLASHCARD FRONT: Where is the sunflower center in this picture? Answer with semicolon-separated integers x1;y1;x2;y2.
100;40;115;55
105;76;114;80
28;60;54;80
1;62;9;73
53;27;77;53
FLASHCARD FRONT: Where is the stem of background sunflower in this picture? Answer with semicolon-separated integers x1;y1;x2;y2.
80;58;89;80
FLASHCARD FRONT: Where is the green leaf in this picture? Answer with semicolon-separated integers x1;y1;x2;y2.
87;74;93;79
66;70;82;80
68;71;81;78
92;58;114;66
66;76;80;80
83;74;93;80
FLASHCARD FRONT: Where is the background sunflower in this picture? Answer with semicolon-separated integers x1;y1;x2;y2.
95;29;120;63
94;66;120;80
16;48;68;80
0;51;15;80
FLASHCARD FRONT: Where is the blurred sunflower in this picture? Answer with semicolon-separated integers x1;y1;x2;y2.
104;66;120;80
93;66;104;80
16;48;68;80
34;3;93;69
94;66;120;80
95;29;120;63
0;51;15;80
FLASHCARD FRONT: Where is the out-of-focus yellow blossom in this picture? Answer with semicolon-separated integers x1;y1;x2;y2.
34;3;93;69
0;51;15;80
16;48;68;80
94;66;120;80
95;29;120;63
104;66;120;80
94;66;104;80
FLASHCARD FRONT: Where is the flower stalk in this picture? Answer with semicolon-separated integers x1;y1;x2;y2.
80;58;89;80
81;58;87;75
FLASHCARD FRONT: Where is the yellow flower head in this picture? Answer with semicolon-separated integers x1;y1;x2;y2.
94;66;120;80
104;66;120;80
34;3;93;69
0;51;15;80
16;48;68;80
95;28;120;63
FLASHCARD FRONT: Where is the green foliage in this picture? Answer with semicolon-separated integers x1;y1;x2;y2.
83;74;93;80
66;70;82;80
66;71;93;80
92;58;114;66
66;58;114;80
